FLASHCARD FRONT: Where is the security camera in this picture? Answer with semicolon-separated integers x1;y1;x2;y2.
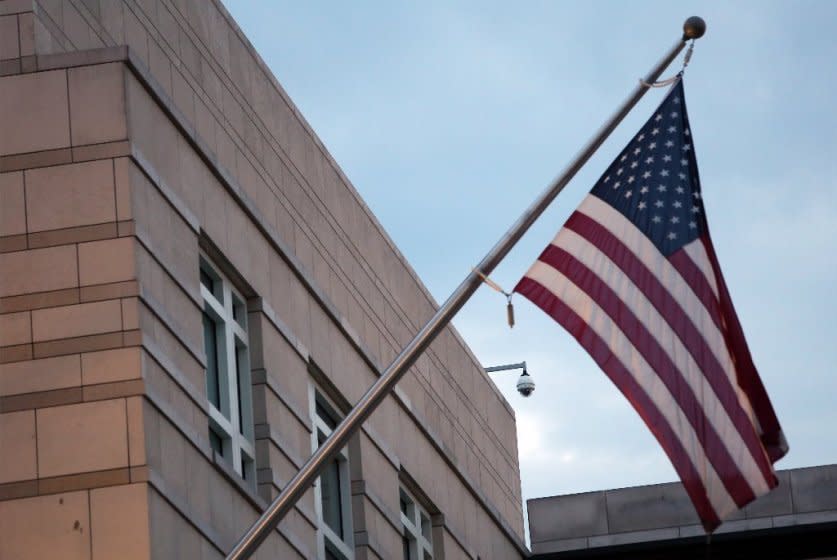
516;370;535;397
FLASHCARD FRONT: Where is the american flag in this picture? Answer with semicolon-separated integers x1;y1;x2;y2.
514;80;788;531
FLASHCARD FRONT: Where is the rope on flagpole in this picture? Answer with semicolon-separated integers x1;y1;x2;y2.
473;269;515;328
640;39;695;87
474;41;698;331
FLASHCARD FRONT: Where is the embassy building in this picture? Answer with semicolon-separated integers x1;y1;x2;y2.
0;1;528;558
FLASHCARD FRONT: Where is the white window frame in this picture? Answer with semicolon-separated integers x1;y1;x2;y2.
200;255;255;483
310;387;354;560
400;486;434;560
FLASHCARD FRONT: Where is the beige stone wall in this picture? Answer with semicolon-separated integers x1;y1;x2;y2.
0;26;150;558
0;0;526;558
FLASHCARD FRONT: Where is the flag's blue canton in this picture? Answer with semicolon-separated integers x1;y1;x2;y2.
591;81;707;256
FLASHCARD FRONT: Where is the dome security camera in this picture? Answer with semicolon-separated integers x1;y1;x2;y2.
516;370;535;397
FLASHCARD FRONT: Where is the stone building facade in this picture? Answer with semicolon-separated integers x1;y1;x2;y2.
528;464;837;560
0;1;526;558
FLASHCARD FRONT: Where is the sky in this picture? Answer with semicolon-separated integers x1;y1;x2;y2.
224;0;837;534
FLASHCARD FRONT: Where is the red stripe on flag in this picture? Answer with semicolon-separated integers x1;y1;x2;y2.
516;276;723;531
668;248;722;324
567;211;723;332
700;237;787;464
537;244;757;507
562;212;776;485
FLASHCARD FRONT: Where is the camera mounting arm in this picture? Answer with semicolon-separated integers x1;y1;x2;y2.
485;362;535;397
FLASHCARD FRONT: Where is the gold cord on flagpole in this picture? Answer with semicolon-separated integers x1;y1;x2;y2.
473;269;515;328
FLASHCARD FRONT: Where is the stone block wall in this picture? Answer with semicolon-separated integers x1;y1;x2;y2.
0;36;149;560
0;1;526;558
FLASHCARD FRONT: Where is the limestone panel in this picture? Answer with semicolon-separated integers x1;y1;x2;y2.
607;481;713;533
259;390;310;463
32;299;122;342
99;0;125;44
149;487;202;559
172;66;195;123
790;464;837;512
0;171;25;236
742;469;792;518
0;354;81;396
114;157;132;221
126;395;146;466
16;11;32;56
0;15;18;60
81;347;142;385
122;297;140;330
131;165;199;296
61;1;104;50
0;69;70;156
124;6;149;63
528;491;609;543
0;245;78;297
25;160;116;232
68;62;128;146
78;237;136;286
0;410;36;483
441;529;471;560
158;411;188;502
0;491;90;560
0;310;30;346
138;304;205;402
125;71;182;200
36;399;129;478
90;483;151;560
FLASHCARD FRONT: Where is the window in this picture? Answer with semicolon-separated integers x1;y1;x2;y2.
200;256;255;482
311;389;353;559
400;487;433;560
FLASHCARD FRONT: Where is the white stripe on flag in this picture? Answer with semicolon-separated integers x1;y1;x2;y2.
526;260;740;520
548;227;771;494
683;240;720;298
576;196;760;426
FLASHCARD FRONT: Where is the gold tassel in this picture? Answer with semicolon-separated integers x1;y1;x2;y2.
472;268;516;329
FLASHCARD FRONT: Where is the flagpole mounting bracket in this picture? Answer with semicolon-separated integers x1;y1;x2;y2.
683;16;706;41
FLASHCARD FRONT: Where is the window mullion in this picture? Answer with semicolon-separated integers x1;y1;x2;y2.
209;407;233;434
202;287;225;318
224;316;241;469
322;525;353;558
231;322;247;344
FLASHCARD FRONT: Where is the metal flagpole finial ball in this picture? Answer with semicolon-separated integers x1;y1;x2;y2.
683;16;706;40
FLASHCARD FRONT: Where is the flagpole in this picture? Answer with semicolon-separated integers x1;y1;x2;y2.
227;17;706;560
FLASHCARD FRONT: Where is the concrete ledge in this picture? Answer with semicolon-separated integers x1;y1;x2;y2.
529;464;837;557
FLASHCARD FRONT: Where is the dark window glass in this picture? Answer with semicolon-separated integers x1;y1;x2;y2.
400;493;410;516
209;428;223;457
403;534;412;560
320;457;343;538
325;547;341;560
235;349;244;435
200;268;214;293
421;513;432;540
316;400;337;431
203;313;220;409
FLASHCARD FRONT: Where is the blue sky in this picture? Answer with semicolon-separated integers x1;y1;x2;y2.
224;0;837;526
